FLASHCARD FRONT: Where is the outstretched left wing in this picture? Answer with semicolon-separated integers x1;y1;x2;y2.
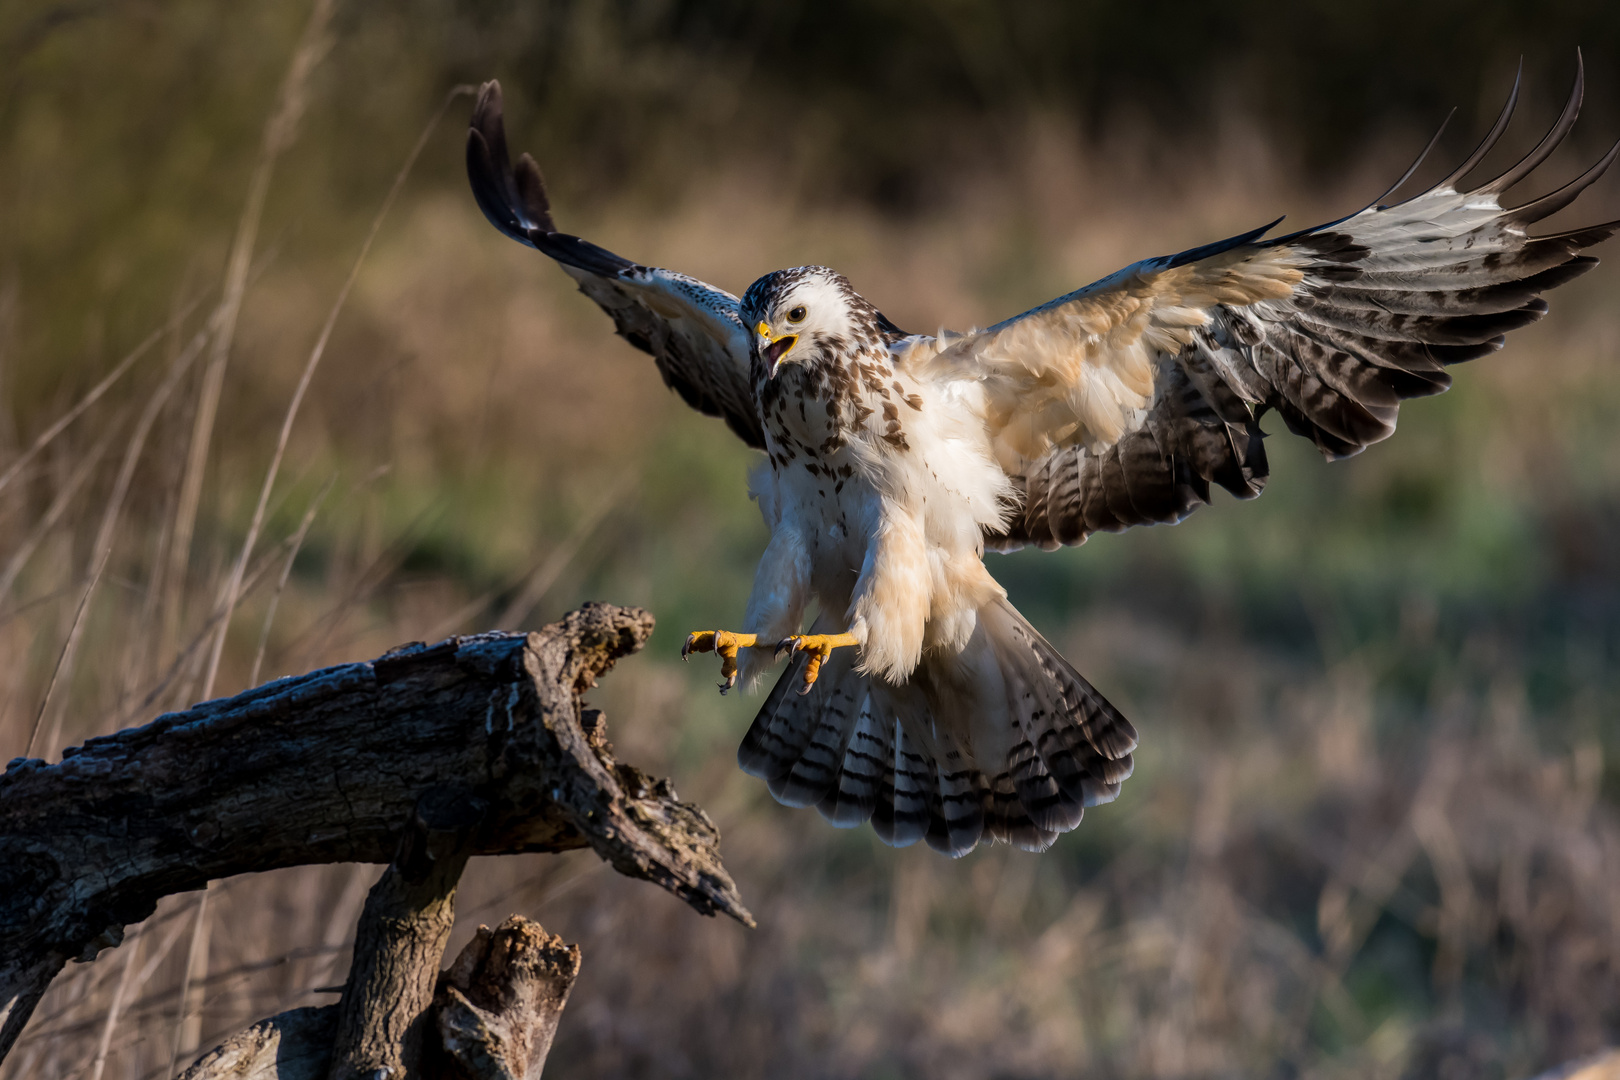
467;81;763;448
914;61;1617;551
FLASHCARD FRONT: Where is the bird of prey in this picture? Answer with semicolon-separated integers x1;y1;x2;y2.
467;64;1615;856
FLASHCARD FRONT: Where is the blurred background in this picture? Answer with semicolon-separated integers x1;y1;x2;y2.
3;2;1620;1077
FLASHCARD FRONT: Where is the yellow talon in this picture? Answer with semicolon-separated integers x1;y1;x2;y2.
775;632;860;695
682;630;759;694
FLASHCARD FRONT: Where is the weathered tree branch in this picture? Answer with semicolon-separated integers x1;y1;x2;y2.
176;915;585;1080
179;1007;337;1080
326;789;485;1080
0;602;751;1064
432;917;581;1078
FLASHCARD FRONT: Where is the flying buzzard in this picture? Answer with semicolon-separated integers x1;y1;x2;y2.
466;64;1615;856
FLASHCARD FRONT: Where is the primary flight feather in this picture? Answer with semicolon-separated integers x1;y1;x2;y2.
467;63;1615;856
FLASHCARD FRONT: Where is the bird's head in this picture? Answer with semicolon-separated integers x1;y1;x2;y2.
742;266;894;378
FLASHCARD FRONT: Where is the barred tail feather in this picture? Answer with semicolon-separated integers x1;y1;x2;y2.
770;649;864;807
987;770;1060;852
873;714;935;848
737;597;1137;856
979;597;1137;823
736;649;824;793
921;719;987;856
815;697;889;826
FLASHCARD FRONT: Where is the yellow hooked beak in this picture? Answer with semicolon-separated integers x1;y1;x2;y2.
756;320;799;377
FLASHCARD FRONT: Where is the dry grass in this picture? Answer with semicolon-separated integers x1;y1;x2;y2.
2;12;1620;1080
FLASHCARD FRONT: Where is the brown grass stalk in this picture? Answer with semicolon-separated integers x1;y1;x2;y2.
0;286;210;500
10;901;218;1057
163;0;336;677
246;473;335;688
23;542;109;759
283;502;442;672
116;535;302;731
26;312;222;759
87;924;143;1080
424;471;635;642
199;83;474;702
0;427;114;608
496;471;635;630
163;890;212;1080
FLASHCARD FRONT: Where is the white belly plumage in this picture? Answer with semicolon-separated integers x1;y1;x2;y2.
732;375;1137;857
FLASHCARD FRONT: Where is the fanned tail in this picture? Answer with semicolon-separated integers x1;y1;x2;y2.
737;597;1137;856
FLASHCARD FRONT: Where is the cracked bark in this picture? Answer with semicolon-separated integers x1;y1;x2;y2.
431;917;581;1079
0;602;750;1070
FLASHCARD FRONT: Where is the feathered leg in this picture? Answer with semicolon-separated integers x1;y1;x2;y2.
685;521;811;692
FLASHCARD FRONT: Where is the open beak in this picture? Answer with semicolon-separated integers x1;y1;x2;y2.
756;321;798;377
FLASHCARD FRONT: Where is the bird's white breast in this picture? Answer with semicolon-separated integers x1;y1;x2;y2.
755;361;1014;654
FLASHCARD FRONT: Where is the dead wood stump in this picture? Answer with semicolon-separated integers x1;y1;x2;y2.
0;602;750;1077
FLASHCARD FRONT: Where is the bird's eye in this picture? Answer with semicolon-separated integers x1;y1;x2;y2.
787;305;807;323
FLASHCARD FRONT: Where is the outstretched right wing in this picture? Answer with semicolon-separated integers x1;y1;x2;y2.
910;60;1616;551
467;81;763;448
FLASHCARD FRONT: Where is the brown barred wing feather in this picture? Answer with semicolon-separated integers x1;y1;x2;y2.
922;61;1616;551
467;81;763;448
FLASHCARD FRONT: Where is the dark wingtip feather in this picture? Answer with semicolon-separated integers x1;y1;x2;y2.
472;79;502;143
1509;138;1620;225
1278;110;1458;242
466;130;531;247
1532;254;1602;290
534;233;639;277
467;79;639;277
1414;301;1547;346
1536;217;1620;246
1437;59;1523;191
1166;215;1286;267
1376;107;1456;209
1477;51;1585;196
466;79;551;245
513;152;556;234
1432;337;1502;367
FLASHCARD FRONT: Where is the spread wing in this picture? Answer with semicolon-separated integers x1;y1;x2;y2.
915;61;1618;551
466;81;763;448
